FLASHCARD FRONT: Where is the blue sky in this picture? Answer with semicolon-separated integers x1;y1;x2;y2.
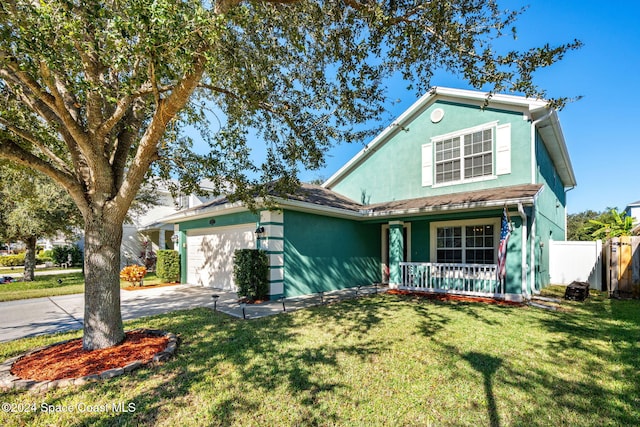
297;1;640;214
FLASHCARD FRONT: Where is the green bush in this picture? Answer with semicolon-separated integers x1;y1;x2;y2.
51;245;83;266
36;256;53;264
233;249;269;301
0;254;25;267
40;249;54;258
156;250;180;283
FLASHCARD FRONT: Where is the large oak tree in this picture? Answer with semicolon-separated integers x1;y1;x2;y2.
0;0;580;349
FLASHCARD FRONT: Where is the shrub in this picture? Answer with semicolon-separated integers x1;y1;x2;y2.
40;249;54;259
156;250;180;283
0;254;25;267
52;245;83;266
233;249;269;301
120;265;147;287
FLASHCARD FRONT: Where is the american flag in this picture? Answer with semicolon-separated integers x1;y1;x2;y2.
497;208;511;281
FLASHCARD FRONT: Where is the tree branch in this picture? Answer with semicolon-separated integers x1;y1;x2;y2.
0;117;72;174
0;137;89;214
112;54;208;219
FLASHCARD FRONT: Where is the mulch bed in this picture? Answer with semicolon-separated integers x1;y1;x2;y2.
122;282;180;291
387;289;523;306
11;331;169;381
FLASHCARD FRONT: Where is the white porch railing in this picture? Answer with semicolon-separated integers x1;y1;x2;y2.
399;262;503;297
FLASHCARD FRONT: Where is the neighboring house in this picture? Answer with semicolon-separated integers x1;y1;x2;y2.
625;200;640;224
626;201;640;236
163;87;576;302
121;181;216;268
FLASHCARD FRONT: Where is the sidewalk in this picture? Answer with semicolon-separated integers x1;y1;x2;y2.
3;268;82;279
202;283;388;320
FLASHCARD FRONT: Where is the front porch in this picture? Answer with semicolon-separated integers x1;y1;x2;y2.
397;262;504;298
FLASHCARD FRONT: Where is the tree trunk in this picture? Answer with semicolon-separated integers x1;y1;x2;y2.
82;215;125;350
23;236;37;282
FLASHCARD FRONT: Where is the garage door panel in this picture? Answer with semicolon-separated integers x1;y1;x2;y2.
186;225;256;290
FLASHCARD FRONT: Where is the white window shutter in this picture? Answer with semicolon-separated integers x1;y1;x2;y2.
422;143;433;186
495;124;511;175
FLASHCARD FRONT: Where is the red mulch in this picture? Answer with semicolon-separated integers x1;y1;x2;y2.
11;331;168;381
122;282;180;291
387;289;523;306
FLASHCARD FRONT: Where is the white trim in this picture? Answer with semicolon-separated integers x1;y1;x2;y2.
429;218;501;263
429;121;499;142
421;142;433;187
495;123;512;175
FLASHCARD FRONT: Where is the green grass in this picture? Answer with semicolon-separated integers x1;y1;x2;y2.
1;293;638;426
0;272;171;301
0;273;85;302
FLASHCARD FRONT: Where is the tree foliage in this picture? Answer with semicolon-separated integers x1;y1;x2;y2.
588;209;635;240
0;0;581;349
0;163;81;279
567;208;635;241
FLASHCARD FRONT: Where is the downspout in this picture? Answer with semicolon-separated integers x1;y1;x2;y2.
517;203;529;300
530;193;538;295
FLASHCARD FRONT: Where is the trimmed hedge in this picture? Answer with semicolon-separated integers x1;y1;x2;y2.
233;249;269;300
51;245;83;266
0;254;25;267
156;250;181;283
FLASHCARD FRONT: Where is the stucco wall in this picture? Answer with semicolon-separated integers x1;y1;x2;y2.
283;210;380;297
330;100;533;204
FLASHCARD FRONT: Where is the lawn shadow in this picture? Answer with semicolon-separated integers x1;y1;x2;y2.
57;298;396;426
462;352;503;427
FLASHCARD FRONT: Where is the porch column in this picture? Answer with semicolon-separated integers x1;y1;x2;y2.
158;229;166;251
389;221;404;286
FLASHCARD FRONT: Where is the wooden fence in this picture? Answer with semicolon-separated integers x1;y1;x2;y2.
604;236;640;298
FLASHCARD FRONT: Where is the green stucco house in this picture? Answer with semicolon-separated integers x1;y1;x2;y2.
164;87;576;302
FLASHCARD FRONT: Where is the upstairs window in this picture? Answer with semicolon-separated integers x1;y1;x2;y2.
434;128;493;184
422;121;511;187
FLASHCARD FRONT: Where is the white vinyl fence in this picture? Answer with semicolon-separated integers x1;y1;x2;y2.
549;240;603;290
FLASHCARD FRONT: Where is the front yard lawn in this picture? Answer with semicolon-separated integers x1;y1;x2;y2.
1;293;638;426
0;273;85;302
0;272;174;301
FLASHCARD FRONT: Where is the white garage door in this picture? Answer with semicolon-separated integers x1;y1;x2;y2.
186;224;256;290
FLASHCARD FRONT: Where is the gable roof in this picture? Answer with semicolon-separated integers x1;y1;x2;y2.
323;86;576;189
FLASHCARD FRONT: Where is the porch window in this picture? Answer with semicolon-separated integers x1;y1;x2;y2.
434;128;493;184
435;224;495;264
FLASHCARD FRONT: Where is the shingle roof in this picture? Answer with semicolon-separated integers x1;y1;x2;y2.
163;182;544;223
368;184;543;215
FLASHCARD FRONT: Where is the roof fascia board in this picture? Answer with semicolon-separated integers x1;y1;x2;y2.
161;201;248;224
323;90;437;188
533;110;577;187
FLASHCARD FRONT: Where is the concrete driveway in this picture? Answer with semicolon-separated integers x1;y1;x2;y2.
0;284;221;343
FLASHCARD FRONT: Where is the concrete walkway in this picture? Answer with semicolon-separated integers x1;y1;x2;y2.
0;283;386;343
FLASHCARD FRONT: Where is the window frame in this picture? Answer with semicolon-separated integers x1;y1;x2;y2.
429;218;500;265
430;121;499;187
